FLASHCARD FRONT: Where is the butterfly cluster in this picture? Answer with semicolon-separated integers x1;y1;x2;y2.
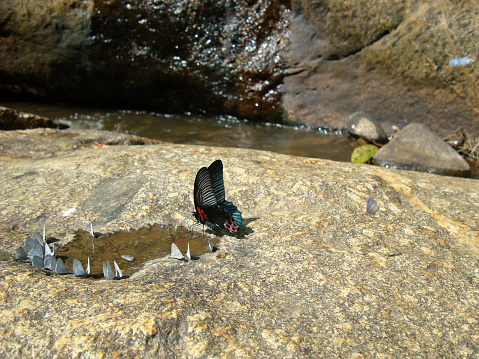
14;160;244;275
170;240;217;261
14;226;123;280
15;229;66;274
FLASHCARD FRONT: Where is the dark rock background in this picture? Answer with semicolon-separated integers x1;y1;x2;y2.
1;0;478;135
0;0;290;121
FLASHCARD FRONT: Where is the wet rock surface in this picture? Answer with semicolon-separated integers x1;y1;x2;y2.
0;129;478;357
283;0;479;136
373;123;471;177
0;106;68;130
0;0;290;121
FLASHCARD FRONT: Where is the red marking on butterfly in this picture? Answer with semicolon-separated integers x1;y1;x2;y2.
196;207;208;220
224;221;238;233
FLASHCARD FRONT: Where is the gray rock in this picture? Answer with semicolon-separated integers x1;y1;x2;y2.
372;123;470;177
347;112;388;144
1;128;479;357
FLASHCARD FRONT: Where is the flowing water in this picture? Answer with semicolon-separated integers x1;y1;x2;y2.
0;101;355;162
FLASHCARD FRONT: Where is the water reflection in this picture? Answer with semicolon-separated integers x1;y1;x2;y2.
0;101;354;162
56;224;214;279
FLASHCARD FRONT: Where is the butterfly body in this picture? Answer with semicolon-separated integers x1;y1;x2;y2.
193;160;242;233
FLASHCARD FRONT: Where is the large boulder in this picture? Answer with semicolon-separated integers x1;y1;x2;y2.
0;0;290;120
372;123;471;177
0;128;478;357
283;0;479;136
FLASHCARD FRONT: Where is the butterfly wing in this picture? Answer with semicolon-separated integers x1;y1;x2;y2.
73;259;85;276
114;260;122;278
194;160;242;233
54;258;67;274
194;167;219;209
194;166;221;226
103;260;114;279
221;200;243;229
208;160;225;203
170;243;183;260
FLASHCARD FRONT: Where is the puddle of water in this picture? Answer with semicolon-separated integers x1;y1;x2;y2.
55;224;216;279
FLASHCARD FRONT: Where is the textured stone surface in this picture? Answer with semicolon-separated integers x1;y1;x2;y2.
2;0;479;135
283;0;479;136
0;128;478;357
373;123;471;177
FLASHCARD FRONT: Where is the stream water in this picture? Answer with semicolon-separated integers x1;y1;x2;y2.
1;100;354;162
2;100;477;179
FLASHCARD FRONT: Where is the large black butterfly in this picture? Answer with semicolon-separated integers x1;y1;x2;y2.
193;160;243;233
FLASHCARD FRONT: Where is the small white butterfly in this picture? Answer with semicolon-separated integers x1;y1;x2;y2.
449;57;475;67
62;207;76;217
207;240;217;252
114;260;122;278
103;260;114;280
73;259;86;276
121;255;135;262
366;198;380;216
54;258;67;274
170;243;183;260
32;255;44;269
44;243;54;257
185;243;191;261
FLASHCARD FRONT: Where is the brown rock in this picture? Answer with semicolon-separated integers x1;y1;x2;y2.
0;0;290;121
0;106;68;130
0;128;478;357
283;1;479;137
